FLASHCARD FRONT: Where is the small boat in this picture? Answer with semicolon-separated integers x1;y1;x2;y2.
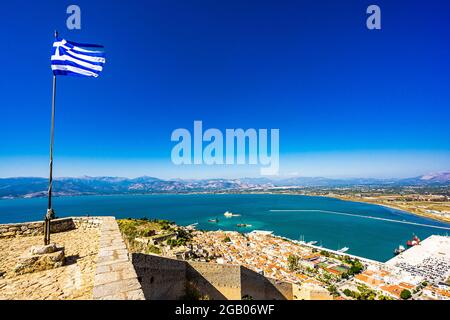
236;223;252;227
406;234;420;247
208;218;219;223
185;222;198;230
307;241;318;245
337;247;349;253
394;245;405;255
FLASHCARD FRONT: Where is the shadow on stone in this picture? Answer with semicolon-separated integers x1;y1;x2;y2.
240;266;291;300
64;254;80;266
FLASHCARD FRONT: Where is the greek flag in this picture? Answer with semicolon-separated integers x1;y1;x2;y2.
51;38;106;77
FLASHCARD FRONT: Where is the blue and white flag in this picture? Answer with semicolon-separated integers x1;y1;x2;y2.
51;38;106;77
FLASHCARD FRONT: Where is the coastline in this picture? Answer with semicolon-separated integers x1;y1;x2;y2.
321;194;450;225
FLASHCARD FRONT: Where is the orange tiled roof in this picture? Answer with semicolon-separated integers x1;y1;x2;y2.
399;282;415;290
380;285;403;298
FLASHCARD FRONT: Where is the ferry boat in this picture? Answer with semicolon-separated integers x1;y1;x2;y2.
224;211;241;217
393;245;406;255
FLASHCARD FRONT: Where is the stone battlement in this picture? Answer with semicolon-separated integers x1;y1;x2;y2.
0;217;102;238
132;253;294;300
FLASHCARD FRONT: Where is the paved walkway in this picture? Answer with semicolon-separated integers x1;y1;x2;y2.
0;228;99;300
92;217;144;300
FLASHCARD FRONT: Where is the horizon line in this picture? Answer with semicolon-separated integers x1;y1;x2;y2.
1;171;449;181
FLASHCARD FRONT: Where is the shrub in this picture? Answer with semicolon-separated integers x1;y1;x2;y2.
400;289;412;300
343;289;352;297
146;244;161;255
287;255;299;271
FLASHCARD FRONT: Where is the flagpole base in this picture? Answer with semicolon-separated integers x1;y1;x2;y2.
43;209;55;245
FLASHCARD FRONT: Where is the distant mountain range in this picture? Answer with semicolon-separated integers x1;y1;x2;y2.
0;172;449;199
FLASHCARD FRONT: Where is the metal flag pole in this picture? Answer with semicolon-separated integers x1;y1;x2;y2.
44;30;58;245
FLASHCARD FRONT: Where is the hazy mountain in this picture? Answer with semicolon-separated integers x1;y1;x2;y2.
0;172;448;199
419;172;450;183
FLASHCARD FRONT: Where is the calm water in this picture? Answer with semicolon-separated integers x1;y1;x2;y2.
1;194;449;262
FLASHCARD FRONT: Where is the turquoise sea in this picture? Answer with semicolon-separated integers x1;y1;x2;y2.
1;194;449;262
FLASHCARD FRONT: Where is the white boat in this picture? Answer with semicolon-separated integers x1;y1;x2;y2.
249;230;273;236
224;211;241;217
185;223;198;230
307;241;318;245
337;247;349;253
394;245;406;255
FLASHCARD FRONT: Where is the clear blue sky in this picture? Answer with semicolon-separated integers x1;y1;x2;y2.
1;0;449;179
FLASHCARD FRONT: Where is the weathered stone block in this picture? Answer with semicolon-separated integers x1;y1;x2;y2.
1;231;16;237
30;243;58;255
14;246;65;275
92;278;142;299
125;289;146;300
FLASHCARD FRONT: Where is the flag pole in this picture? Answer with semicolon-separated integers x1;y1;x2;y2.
44;30;58;245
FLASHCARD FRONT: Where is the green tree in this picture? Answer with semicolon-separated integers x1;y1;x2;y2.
343;289;353;297
400;289;412;300
320;250;330;257
287;254;299;271
327;285;339;297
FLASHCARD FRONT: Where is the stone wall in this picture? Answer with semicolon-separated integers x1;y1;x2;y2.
132;253;187;300
293;282;333;300
131;253;295;300
240;266;293;300
187;261;241;300
92;217;145;300
0;216;103;238
72;217;103;229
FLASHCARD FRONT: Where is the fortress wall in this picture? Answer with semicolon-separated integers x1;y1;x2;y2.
72;216;103;229
132;253;187;300
129;253;296;300
187;261;242;300
0;217;72;238
240;266;293;300
0;217;102;238
0;216;103;238
293;283;333;300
